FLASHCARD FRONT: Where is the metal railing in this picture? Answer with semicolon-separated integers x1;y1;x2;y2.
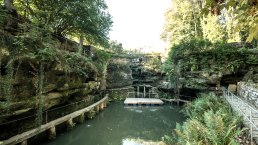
127;92;159;98
2;95;109;145
0;95;100;140
222;87;258;144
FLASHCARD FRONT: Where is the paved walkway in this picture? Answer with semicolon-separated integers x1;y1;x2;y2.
222;87;258;144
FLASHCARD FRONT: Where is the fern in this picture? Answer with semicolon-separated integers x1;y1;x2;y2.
165;93;244;145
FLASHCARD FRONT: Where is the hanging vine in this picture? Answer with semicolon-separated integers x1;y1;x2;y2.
36;62;44;126
6;61;14;95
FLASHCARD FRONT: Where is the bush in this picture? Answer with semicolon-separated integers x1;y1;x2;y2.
183;93;227;121
163;93;244;145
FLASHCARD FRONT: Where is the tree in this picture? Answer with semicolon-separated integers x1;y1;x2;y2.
161;0;203;45
201;13;227;42
225;8;241;42
109;40;123;53
203;0;258;42
12;0;113;47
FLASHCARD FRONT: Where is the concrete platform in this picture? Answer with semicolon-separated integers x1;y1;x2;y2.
124;98;164;105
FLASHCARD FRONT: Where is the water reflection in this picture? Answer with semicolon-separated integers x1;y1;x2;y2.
124;105;161;113
122;138;165;145
41;102;185;145
122;139;142;145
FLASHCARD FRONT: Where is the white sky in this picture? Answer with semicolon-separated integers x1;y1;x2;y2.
105;0;171;53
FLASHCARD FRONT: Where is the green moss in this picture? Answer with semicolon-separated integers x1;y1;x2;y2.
163;39;258;89
86;109;96;119
109;91;127;101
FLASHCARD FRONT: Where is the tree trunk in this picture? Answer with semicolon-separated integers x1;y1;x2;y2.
79;35;83;54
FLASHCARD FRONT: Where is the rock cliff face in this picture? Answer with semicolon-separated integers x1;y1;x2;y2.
106;54;163;100
165;41;258;94
0;33;107;140
238;82;258;108
106;58;133;89
0;39;102;123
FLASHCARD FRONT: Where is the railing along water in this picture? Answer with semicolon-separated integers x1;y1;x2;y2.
222;87;258;144
1;95;109;145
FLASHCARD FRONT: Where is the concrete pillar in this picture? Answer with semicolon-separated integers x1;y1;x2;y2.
78;113;85;123
20;140;27;145
104;101;107;108
137;86;139;97
100;102;104;110
66;118;74;131
144;85;146;98
48;126;56;140
95;105;100;113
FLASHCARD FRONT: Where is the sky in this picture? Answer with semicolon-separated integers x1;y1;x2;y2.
105;0;171;53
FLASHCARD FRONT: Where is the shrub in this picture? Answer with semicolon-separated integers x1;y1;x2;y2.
163;93;244;145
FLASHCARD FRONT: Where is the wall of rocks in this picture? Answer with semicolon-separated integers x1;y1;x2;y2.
237;82;258;108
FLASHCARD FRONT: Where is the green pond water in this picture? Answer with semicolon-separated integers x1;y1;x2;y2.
41;102;185;145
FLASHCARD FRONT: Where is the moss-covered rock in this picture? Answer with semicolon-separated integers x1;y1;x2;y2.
108;87;134;101
106;58;133;88
164;39;258;91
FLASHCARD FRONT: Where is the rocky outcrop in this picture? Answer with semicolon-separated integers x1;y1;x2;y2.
238;82;258;108
106;58;133;89
107;87;134;100
0;42;102;122
0;68;100;119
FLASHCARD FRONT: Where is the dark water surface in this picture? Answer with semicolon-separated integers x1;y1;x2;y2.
41;102;185;145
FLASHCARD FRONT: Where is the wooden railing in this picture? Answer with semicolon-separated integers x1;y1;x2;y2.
1;95;109;145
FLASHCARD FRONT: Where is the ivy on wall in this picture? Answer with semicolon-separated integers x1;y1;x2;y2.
163;39;258;89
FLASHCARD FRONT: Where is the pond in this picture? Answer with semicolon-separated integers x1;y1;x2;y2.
41;102;185;145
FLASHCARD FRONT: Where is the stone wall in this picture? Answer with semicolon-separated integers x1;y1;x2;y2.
237;82;258;108
107;87;134;101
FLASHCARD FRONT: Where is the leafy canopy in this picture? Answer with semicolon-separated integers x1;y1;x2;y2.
12;0;113;47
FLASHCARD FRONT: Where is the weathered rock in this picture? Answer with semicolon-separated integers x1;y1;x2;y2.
107;87;134;100
238;82;258;108
107;59;133;89
228;84;237;92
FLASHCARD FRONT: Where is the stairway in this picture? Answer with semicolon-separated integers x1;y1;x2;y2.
222;87;258;144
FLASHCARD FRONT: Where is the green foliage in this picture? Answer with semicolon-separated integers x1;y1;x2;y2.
163;93;244;145
93;48;111;74
203;0;258;42
163;39;258;82
109;40;124;53
36;62;44;126
161;0;203;44
110;91;125;101
13;0;112;46
162;0;258;44
146;57;162;72
162;39;258;89
87;109;96;119
201;13;227;42
184;93;228;120
0;60;14;104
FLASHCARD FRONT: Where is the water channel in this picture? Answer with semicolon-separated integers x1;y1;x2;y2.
40;102;185;145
